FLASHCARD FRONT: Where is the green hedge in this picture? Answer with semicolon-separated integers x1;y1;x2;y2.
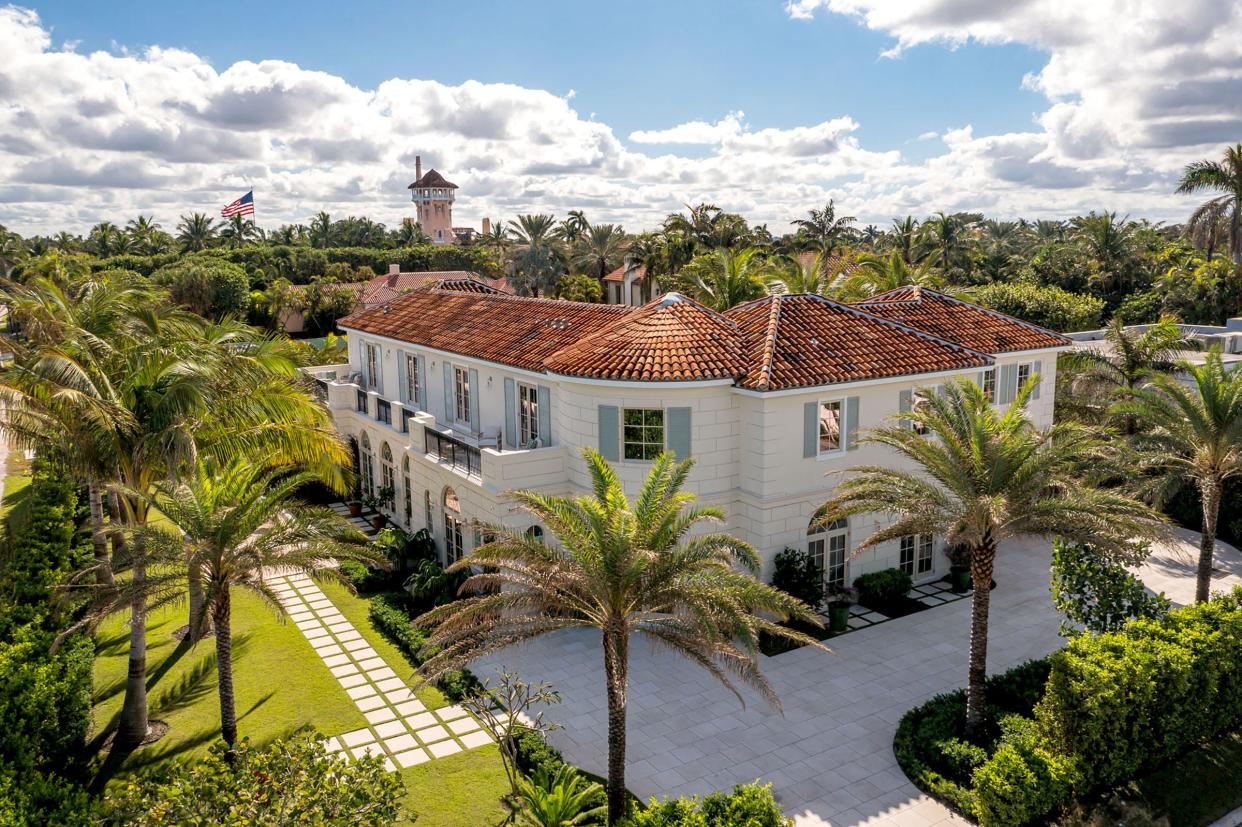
366;593;481;702
975;282;1105;332
622;783;792;826
853;568;912;609
972;717;1078;827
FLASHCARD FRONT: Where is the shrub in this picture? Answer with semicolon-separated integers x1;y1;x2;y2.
338;560;370;588
557;274;604;303
368;592;429;663
512;724;566;778
101;733;404;825
1050;540;1170;635
853;568;912;610
436;668;483;702
404;557;466;611
624;783;792;826
0;765;93;826
972;717;1079;827
770;547;823;606
153;257;250;318
975;282;1105;332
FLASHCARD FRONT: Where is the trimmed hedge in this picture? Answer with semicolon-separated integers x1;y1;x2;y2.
975;282;1105;332
853;568;912;609
622;783;793;826
366;592;481;702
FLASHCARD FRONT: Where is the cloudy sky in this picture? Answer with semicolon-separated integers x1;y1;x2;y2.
2;0;1240;236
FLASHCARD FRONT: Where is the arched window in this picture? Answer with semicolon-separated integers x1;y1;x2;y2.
443;487;464;564
808;517;849;590
525;525;544;544
380;443;395;504
402;455;412;528
360;432;375;498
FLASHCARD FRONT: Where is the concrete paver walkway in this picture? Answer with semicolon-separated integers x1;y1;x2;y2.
474;532;1242;827
266;571;492;771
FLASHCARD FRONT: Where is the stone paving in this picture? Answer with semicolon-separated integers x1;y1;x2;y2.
832;580;970;632
474;531;1242;827
327;501;379;535
265;570;493;771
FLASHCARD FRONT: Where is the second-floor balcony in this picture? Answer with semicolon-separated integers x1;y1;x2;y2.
424;426;482;478
356;389;369;414
377;399;392;425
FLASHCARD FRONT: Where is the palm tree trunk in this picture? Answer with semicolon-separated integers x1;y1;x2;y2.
88;481;114;588
1197;482;1221;603
214;587;238;748
116;552;149;750
187;562;210;643
964;533;998;739
603;624;629;825
107;489;127;562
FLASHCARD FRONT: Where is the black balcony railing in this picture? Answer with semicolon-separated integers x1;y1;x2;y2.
376;399;392;425
424;427;481;477
356;389;368;413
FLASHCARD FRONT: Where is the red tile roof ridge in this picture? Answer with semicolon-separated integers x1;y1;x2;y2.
857;287;1071;345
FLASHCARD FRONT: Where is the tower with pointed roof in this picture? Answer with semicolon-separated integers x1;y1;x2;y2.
407;155;458;244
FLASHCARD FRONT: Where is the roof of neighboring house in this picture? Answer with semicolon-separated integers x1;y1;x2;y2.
725;293;991;391
407;169;458;189
603;264;646;283
544;294;746;382
357;271;511;305
855;287;1071;353
796;251;859;277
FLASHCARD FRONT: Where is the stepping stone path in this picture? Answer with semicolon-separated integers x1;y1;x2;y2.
327;501;379;535
265;569;493;773
819;579;971;633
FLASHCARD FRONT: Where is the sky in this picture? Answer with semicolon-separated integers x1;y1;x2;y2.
1;0;1240;236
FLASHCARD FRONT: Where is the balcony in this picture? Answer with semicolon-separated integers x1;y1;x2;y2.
424;427;482;478
356;389;369;414
376;399;392;425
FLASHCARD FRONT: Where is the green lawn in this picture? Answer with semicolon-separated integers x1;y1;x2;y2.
90;581;509;826
1106;728;1242;826
1;446;31;525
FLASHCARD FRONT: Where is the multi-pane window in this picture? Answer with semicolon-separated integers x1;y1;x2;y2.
444;514;464;563
623;409;664;461
402;457;412;528
380;443;394;499
525;525;544;544
453;366;470;424
911;390;931;436
818;400;843;454
809;518;849;591
518;383;539;446
424;490;433;532
901;534;935;576
405;354;420;407
918;534;934;574
365;343;379;389
980;368;996;403
360;434;375;498
1016;363;1032;397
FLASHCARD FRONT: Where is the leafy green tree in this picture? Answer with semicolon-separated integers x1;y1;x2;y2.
837;251;943;300
624;783;792;826
571;224;629;283
792;200;856;256
309;211;333;248
1177;143;1242;263
1050;540;1170;635
816;379;1162;736
154;258;250;318
919;211;972;272
509;214;565;297
220;214;261;249
557;273;604;303
0;229;27;276
416;450;822;824
975;281;1104;332
682;247;771;311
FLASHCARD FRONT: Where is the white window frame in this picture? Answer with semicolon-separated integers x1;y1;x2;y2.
364;343;380;389
622;408;664;462
453;365;470;425
911;390;932;436
380;443;395;500
918;534;935;575
518;382;540;446
900;535;916;575
980;368;996;403
405;353;421;407
817;399;845;457
444;513;464;563
360;434;375;498
1015;362;1033;399
809;518;849;591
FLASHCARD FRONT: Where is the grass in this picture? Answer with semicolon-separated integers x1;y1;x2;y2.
1097;728;1242;826
90;578;509;827
1;446;31;525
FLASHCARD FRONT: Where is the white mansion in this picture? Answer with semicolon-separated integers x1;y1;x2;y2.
308;283;1068;589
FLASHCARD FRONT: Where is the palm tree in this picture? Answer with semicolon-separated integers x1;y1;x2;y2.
177;213;219;252
1184;196;1231;261
570;224;628;283
87;222;128;258
416;450;822;824
509;215;564;297
888;216;919;264
1071;211;1139;297
1177;143;1242;263
1122;350;1242;603
557;210;591;245
220;214;261;249
0;230;27;276
766;251;836;296
837;251;943;300
149;459;379;746
792;201;856;256
393;220;430;247
816;379;1162;737
920;211;970;271
683;247;771;311
125;216;162;255
309;212;333;249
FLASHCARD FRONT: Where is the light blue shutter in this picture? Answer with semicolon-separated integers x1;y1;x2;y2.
537;385;551;446
1032;360;1043;399
468;368;480;432
397;352;408;403
598;405;619;462
899;389;912;430
442;362;453;421
416;355;427;410
667;407;691;459
845;396;860;451
504;378;517;448
803;401;818;458
998;364;1018;405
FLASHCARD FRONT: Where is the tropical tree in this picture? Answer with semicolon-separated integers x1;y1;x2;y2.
392;220;430;247
1121;350;1242;603
664;204;754;251
837;251;943;300
766;251;840;296
570;224;628;282
125;216;162;255
220;214;261;249
888;216;919;264
557;210;591;245
792;200;856;256
920;211;971;271
0;230;27;276
815;379;1162;737
148;459;379;745
416;450;822;824
509;215;564;297
516;765;606;827
1071;211;1141;298
87;222;128;258
309;211;334;249
1177;143;1242;263
176;213;219;252
682;246;772;311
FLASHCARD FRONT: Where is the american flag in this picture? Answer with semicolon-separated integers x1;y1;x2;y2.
221;190;254;218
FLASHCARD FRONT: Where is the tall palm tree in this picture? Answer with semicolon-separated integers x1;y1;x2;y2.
766;251;837;296
125;216;162;255
888;216;919;264
1177;143;1242;263
816;379;1162;737
416;450;822;825
509;215;564;297
88;222;128;258
683;247;771;311
177;213;219;252
148;459;379;746
558;210;591;245
393;220;429;247
1071;211;1138;297
220;214;261;249
0;230;27;276
792;200;856;256
920;211;970;271
309;212;333;249
570;224;628;283
836;251;943;301
1122;350;1242;603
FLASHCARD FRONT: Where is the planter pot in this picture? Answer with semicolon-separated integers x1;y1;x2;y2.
950;565;971;593
348;502;362;518
371;514;388;531
827;604;851;633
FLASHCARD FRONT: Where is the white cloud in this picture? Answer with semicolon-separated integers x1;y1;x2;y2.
0;3;1233;236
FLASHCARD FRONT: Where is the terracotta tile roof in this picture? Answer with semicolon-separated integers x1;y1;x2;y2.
724;294;991;390
407;169;458;189
603;264;645;283
340;289;631;373
855;287;1070;353
545;294;746;382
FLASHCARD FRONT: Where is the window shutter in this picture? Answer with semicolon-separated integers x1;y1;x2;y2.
803;401;818;458
442;362;452;421
397;353;408;404
468;368;480;432
1032;360;1043;399
845;396;860;451
976;371;987;388
598;405;619;462
537;385;552;446
667;407;691;459
416;355;427;410
899;389;912;430
998;364;1018;404
504;378;517;448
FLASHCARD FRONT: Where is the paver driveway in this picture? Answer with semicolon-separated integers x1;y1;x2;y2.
474;530;1242;827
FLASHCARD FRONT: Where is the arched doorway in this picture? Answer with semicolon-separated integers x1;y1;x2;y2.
807;516;849;595
443;486;464;564
380;443;395;506
359;432;375;498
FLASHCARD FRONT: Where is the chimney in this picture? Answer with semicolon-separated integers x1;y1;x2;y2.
415;155;422;182
481;217;491;236
389;263;400;275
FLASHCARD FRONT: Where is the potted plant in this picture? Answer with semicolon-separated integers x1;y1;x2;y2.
825;585;858;633
348;493;363;518
363;484;396;530
945;543;972;593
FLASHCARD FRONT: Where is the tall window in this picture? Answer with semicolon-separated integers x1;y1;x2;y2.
918;534;934;574
453;366;470;424
622;409;664;460
360;433;375;498
808;517;849;591
402;456;412;527
405;353;421;407
911;390;932;436
443;487;464;564
1016;363;1032;398
365;343;379;389
980;368;996;403
818;400;843;454
518;383;539;446
901;534;935;576
380;443;394;501
424;490;433;532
